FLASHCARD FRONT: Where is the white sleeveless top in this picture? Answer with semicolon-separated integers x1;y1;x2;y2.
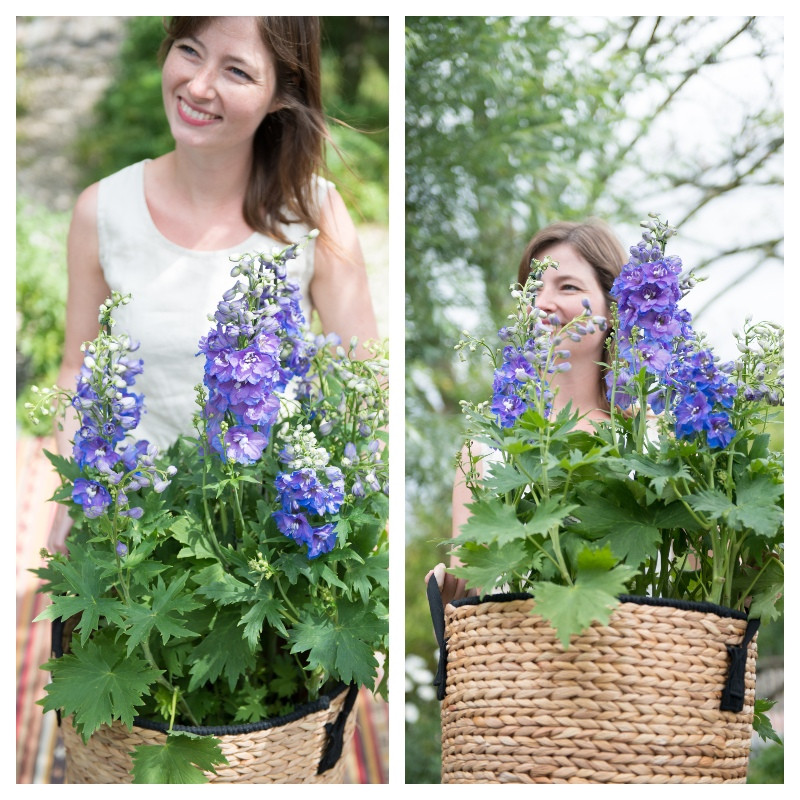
97;159;328;449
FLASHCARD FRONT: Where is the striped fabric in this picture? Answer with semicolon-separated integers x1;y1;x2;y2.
16;436;387;784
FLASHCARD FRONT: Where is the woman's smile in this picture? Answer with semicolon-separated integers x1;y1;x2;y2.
176;97;221;125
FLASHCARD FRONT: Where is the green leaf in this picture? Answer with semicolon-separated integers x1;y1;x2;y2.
170;517;219;560
571;488;661;567
524;496;578;537
131;732;228;784
747;558;784;624
39;631;162;742
454;497;527;545
450;539;531;593
482;459;531;494
33;556;126;645
187;608;257;692
689;477;783;537
342;550;389;602
290;600;384;686
753;698;782;745
229;683;269;724
620;454;692;497
193;564;254;605
122;574;203;655
734;474;783;536
532;546;637;648
239;595;288;646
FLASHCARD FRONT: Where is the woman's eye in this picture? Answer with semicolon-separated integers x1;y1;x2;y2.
177;43;198;57
229;67;252;81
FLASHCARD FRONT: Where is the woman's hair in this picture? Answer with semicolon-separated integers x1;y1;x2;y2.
159;16;328;243
516;219;626;311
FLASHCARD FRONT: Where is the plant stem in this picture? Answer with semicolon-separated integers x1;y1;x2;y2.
140;637;200;726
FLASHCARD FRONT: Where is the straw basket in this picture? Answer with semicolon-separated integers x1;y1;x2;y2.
60;682;358;784
51;615;358;783
427;584;759;784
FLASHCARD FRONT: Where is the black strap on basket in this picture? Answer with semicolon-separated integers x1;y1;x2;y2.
426;577;448;701
50;617;65;726
720;617;760;712
317;683;359;774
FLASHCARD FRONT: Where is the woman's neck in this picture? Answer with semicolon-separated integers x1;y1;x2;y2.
164;146;253;211
548;358;608;421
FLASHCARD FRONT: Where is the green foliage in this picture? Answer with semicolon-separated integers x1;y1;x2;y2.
746;742;784;784
39;630;162;743
15;198;69;432
131;733;228;784
31;240;389;782
73;17;172;182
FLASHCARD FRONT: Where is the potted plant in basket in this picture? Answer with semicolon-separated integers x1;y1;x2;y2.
29;232;389;784
429;215;783;784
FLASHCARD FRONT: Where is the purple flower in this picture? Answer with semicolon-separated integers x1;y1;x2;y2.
74;436;121;472
706;412;736;449
273;510;312;546
119;507;144;519
72;478;112;519
275;467;345;516
674;392;711;438
115;540;128;557
306;522;337;559
274;510;336;559
223;427;269;464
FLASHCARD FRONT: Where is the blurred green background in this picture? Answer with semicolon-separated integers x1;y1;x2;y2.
404;15;783;783
16;15;388;434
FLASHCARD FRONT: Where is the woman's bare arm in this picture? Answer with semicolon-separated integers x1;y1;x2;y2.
47;183;110;554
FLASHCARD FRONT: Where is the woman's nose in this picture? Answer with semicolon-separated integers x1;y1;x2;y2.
187;67;216;100
535;285;555;312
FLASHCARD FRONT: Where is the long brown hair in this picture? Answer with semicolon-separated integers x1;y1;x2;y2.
517;219;626;310
159;16;328;243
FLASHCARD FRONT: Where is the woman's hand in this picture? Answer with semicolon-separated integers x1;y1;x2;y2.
424;562;477;607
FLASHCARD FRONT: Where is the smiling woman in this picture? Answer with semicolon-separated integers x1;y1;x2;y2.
425;218;627;607
48;15;380;556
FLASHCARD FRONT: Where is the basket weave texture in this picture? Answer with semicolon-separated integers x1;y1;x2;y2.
62;688;356;784
440;597;757;784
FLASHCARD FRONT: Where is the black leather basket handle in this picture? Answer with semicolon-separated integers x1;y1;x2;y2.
426;577;449;700
317;683;359;773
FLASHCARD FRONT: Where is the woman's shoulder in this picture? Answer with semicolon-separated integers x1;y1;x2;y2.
98;159;148;191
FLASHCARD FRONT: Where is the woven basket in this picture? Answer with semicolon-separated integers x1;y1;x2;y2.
61;682;358;784
428;585;759;784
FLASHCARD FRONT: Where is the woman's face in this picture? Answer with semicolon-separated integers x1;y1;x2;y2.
532;242;609;363
162;17;279;152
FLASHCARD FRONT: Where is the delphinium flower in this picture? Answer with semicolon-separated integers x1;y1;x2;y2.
197;236;317;464
70;295;174;520
294;333;389;496
28;293;176;542
733;318;784;408
272;424;343;559
483;259;606;428
609;214;738;449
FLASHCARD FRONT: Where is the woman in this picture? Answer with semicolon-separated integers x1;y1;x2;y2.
48;16;380;553
426;219;626;604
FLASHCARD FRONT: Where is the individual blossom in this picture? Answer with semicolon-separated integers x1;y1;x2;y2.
223;426;269;465
272;510;338;559
72;478;112;519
